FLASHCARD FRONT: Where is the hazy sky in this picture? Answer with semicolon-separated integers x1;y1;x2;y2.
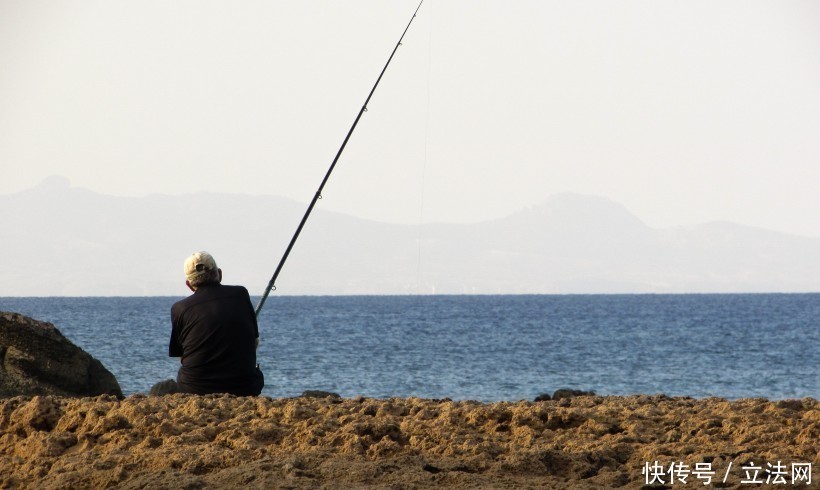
2;0;819;236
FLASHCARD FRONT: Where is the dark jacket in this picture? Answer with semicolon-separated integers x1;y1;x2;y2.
170;283;264;395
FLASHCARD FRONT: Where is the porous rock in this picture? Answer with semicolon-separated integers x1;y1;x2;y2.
534;389;597;402
552;388;596;400
149;379;179;396
301;390;341;399
1;394;816;488
0;312;122;398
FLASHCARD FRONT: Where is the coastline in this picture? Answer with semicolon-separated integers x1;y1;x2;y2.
1;394;816;488
6;295;818;402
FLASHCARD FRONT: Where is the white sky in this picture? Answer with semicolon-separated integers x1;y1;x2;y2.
2;0;819;236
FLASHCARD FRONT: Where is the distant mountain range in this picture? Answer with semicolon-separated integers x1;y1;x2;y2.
2;176;820;296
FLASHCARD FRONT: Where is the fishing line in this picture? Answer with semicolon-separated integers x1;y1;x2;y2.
255;0;425;316
415;1;433;295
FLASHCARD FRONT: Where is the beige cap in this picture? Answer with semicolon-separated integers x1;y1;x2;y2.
184;251;217;281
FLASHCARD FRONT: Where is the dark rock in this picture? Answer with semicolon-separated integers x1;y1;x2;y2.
552;388;596;400
534;393;552;402
775;399;805;411
0;312;122;398
149;379;179;396
301;390;341;399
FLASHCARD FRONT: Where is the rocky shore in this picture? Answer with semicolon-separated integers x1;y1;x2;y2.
1;313;816;487
1;393;816;489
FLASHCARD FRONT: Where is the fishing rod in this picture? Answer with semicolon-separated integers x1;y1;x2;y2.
255;0;425;317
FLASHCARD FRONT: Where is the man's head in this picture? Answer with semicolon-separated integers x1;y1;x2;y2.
184;251;222;290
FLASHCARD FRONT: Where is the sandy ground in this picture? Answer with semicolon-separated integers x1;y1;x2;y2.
0;394;817;489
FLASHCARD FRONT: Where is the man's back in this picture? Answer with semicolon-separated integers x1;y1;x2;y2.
170;283;263;396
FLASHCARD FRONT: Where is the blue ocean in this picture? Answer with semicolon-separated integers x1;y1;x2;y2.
2;294;817;401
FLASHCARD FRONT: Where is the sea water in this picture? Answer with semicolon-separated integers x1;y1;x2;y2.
2;294;818;401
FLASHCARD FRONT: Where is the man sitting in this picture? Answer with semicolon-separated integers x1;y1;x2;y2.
167;251;264;396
